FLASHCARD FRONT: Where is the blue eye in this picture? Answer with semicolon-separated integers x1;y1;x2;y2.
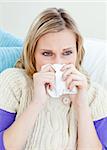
42;52;53;56
63;51;72;55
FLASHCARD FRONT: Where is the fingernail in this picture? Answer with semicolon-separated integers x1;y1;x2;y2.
50;85;53;90
61;67;64;71
69;87;73;91
68;86;70;89
52;84;55;88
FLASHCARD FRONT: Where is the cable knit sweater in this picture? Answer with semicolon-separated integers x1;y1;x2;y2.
0;68;107;150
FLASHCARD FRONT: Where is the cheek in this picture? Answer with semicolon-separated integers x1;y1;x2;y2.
36;62;42;72
73;52;77;64
66;54;77;65
35;54;50;71
35;54;44;71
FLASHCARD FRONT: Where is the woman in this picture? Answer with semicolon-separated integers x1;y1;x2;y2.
0;8;107;150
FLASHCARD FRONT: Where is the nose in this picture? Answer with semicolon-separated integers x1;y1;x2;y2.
53;56;64;64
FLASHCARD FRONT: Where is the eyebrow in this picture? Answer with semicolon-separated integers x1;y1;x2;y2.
40;47;74;52
63;47;74;51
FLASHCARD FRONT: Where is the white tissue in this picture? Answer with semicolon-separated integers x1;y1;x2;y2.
41;64;77;98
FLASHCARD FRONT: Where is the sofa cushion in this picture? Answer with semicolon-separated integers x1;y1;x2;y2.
0;29;23;47
0;47;22;72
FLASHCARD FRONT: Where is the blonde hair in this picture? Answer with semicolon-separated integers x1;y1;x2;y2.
15;7;85;78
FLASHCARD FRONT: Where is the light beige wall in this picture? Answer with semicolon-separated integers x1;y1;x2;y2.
0;1;106;39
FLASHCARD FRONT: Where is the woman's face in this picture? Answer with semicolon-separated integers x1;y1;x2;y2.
35;29;77;71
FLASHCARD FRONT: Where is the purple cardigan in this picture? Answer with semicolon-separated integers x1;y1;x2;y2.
0;109;107;150
0;109;16;150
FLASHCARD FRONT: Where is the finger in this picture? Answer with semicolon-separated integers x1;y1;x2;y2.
33;72;55;80
41;72;55;77
40;72;56;84
40;64;55;73
44;78;55;90
62;68;82;81
65;74;83;89
61;63;75;71
62;69;75;81
69;80;86;91
43;77;55;86
61;65;81;78
46;84;52;90
41;73;55;82
33;72;55;87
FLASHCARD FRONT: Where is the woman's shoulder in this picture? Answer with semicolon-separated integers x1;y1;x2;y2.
0;68;33;90
0;68;33;112
88;81;107;99
0;67;27;78
87;80;107;121
0;68;31;82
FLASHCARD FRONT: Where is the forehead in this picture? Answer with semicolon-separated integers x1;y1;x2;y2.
36;29;76;49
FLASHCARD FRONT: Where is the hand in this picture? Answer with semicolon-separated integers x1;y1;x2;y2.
61;64;88;108
32;64;55;108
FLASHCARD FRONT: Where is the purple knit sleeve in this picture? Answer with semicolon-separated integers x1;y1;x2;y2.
94;117;107;150
0;109;16;150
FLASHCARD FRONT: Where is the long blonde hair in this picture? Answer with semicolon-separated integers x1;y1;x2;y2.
15;8;85;78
